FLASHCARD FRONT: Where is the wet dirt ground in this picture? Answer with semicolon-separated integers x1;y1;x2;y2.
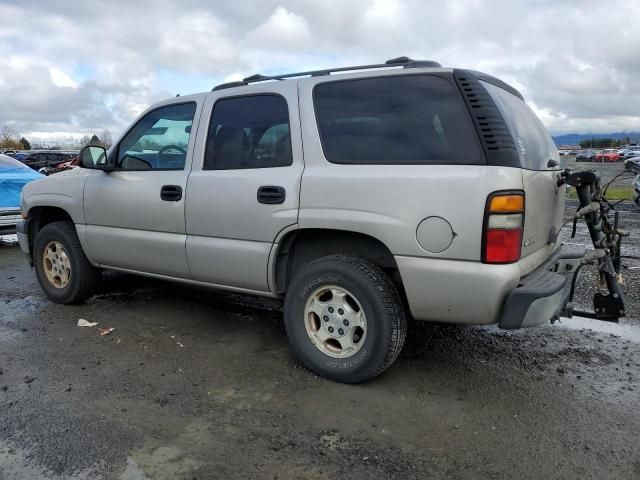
1;195;639;479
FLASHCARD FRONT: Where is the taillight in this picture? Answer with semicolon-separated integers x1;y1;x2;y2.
483;192;524;264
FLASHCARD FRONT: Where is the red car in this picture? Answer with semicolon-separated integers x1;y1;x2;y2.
594;151;620;162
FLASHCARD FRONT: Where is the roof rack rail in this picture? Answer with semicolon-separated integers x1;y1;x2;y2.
212;56;442;91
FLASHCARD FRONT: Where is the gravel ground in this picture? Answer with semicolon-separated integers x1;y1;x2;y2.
0;179;639;479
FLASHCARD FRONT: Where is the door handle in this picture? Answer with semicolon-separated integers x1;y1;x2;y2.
257;186;286;204
160;185;182;201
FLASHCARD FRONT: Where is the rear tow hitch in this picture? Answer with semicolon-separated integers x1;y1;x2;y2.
557;168;629;323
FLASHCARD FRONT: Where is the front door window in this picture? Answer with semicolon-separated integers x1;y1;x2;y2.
117;102;196;170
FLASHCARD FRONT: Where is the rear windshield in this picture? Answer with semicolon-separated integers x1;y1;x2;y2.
313;75;484;165
482;81;560;170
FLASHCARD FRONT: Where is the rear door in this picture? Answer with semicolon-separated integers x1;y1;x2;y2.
185;81;303;292
482;81;564;262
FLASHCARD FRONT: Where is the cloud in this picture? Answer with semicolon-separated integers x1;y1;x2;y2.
245;7;312;49
0;0;639;140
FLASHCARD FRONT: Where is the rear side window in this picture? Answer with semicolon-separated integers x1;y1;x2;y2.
204;95;292;170
313;75;483;165
482;81;560;170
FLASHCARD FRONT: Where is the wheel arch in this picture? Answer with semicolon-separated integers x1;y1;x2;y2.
26;206;76;255
272;228;404;296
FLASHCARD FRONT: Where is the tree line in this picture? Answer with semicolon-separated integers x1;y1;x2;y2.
578;137;635;149
0;125;31;150
0;124;112;151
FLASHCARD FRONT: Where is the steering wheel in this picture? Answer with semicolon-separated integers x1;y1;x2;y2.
158;145;186;157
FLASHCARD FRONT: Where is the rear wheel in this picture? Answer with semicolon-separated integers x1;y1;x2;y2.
284;254;407;383
33;221;100;304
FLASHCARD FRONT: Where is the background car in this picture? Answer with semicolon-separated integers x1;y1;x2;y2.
0;153;43;234
20;150;78;171
37;156;79;176
623;149;640;159
576;150;597;162
10;151;31;161
625;158;640;207
594;150;620;162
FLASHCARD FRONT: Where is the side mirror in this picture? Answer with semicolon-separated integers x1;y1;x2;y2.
79;145;113;171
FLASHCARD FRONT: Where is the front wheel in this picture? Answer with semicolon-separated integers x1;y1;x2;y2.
33;221;101;304
284;255;407;383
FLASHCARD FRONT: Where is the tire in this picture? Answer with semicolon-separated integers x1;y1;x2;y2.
284;254;407;383
33;221;100;304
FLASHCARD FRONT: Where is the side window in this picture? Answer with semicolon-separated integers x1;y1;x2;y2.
204;95;292;170
482;81;560;171
117;102;196;170
313;75;484;165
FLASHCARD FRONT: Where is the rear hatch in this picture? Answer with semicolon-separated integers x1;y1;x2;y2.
481;81;565;262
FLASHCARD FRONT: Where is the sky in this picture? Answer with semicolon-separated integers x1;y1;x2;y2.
0;0;639;144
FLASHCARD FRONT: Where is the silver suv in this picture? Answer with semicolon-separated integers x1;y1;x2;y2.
17;57;583;383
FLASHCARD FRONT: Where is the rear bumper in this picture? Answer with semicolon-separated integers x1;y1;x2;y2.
498;246;584;329
395;255;522;325
395;245;585;327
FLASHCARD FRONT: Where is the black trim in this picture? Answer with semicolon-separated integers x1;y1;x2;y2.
257;186;286;204
466;70;524;100
498;269;566;329
160;185;183;201
481;190;525;264
15;218;29;236
212;57;442;91
453;69;520;168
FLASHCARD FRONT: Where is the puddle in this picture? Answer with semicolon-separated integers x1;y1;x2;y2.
0;440;95;480
120;458;149;480
0;296;44;323
555;315;640;343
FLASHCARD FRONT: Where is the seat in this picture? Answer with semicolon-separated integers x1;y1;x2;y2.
206;126;249;169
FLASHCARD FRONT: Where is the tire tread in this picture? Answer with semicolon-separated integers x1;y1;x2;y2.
34;221;100;304
284;254;407;383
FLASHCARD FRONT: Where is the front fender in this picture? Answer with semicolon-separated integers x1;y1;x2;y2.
21;168;91;223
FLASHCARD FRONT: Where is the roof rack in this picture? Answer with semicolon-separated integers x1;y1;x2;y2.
212;56;442;91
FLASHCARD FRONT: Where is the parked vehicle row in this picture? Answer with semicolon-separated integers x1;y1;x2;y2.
572;146;640;162
2;150;79;175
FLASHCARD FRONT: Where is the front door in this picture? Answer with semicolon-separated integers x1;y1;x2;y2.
83;100;202;278
185;82;303;292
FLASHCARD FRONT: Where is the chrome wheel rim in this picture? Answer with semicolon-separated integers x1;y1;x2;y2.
42;241;71;288
304;285;367;358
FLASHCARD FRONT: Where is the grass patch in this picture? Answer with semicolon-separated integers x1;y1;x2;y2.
567;186;634;201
